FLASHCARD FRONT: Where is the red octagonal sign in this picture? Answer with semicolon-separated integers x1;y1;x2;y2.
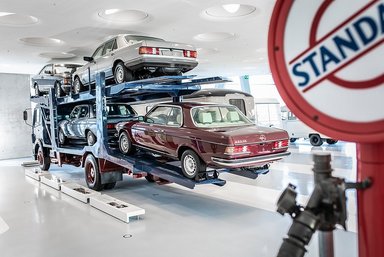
268;0;384;143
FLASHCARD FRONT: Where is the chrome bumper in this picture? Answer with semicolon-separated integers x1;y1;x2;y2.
211;151;291;168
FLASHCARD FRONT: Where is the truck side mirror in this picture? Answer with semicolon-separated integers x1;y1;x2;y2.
23;109;32;127
83;56;94;62
23;110;28;121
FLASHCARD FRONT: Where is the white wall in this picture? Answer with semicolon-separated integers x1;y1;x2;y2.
201;74;286;106
0;73;32;160
249;75;285;105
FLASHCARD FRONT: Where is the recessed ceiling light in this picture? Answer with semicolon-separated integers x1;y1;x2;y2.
194;32;235;42
0;12;38;26
203;4;256;19
0;12;13;17
222;4;240;13
19;37;64;47
39;52;76;59
104;9;119;15
98;9;149;23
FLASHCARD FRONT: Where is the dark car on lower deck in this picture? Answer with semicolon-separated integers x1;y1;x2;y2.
31;63;82;97
116;102;290;179
58;103;137;146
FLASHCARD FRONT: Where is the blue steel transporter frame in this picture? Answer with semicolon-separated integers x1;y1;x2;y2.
31;73;267;190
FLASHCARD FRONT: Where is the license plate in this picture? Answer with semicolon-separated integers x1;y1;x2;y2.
252;144;272;154
161;49;182;57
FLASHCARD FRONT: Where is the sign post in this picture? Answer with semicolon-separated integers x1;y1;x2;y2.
268;0;384;256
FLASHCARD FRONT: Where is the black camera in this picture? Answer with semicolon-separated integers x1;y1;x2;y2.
276;152;369;257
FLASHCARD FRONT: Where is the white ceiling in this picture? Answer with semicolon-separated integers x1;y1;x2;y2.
0;0;275;77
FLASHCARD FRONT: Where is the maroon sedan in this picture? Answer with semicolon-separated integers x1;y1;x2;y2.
116;102;290;179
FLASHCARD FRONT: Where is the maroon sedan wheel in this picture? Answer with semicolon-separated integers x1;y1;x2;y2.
84;154;103;191
180;150;206;179
119;131;135;155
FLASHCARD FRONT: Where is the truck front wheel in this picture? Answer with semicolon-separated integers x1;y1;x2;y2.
84;154;103;191
180;150;206;180
37;145;50;171
309;134;323;146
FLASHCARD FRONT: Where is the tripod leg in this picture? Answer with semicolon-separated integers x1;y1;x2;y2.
318;231;334;257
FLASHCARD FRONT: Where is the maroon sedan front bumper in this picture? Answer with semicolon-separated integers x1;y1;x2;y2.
211;151;291;168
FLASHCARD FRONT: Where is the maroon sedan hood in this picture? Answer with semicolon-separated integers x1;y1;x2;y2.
208;125;289;145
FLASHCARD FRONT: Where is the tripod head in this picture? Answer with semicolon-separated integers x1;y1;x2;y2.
276;152;361;257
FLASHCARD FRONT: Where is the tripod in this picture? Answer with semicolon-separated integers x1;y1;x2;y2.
276;152;371;257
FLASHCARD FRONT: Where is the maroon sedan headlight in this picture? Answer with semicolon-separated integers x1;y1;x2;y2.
273;140;289;150
224;145;251;155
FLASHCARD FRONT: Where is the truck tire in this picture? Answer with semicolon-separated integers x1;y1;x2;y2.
180;150;206;179
103;182;116;190
309;134;323;146
326;139;338;145
145;174;156;183
37;145;50;170
84;154;103;191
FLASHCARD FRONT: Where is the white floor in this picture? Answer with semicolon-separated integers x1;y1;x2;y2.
0;139;358;257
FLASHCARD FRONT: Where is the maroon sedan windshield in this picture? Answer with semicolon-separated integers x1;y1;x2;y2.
191;105;252;128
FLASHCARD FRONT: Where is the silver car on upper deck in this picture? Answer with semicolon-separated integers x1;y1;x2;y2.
72;34;198;93
32;63;82;97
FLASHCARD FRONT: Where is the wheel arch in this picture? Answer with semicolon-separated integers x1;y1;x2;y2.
118;128;133;139
34;139;46;156
112;59;125;74
84;128;91;136
33;140;41;158
85;128;97;142
81;151;94;168
58;123;68;136
177;145;205;163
